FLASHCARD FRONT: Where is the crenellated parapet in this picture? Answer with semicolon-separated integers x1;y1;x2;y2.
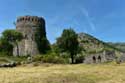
16;16;45;28
17;16;45;23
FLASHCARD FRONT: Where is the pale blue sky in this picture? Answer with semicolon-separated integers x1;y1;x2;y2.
0;0;125;43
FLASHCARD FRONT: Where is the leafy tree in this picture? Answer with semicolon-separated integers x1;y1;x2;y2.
38;37;51;54
56;28;79;64
35;27;51;54
2;29;23;56
0;38;13;55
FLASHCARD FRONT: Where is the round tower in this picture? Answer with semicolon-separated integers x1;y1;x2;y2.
13;16;47;56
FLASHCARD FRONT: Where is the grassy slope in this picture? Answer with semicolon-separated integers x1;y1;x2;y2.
78;33;123;57
108;42;125;52
0;63;125;83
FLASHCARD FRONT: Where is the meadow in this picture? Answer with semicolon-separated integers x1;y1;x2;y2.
0;63;125;83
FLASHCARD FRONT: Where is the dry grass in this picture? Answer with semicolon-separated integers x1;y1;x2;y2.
0;62;125;83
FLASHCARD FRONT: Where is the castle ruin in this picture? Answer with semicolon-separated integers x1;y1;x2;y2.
13;16;47;56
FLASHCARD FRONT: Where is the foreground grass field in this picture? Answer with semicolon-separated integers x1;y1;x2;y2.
0;63;125;83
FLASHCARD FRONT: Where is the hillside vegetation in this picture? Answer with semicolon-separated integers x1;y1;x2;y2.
78;33;122;56
0;63;125;83
108;42;125;52
0;29;124;64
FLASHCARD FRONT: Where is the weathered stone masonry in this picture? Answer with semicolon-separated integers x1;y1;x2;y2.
13;16;46;56
84;51;116;64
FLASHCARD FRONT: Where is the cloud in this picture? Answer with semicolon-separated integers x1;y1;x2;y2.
79;7;96;32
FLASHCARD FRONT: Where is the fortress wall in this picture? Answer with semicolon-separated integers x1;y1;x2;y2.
13;16;46;56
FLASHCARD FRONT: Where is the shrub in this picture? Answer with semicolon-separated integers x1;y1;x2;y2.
32;55;43;62
60;52;70;58
33;62;39;66
42;53;68;64
75;54;85;64
0;39;13;56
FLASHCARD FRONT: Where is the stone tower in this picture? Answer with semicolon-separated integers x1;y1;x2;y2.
13;16;46;56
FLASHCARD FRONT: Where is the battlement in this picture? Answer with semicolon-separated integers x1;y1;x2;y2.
16;16;45;24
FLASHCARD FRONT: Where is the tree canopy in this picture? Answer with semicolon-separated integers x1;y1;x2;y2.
0;29;23;56
56;28;79;64
2;29;23;43
0;38;13;55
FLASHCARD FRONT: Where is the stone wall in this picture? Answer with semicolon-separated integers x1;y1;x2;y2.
84;51;116;64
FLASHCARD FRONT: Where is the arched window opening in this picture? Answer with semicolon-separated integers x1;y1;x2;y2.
98;56;101;62
93;56;96;63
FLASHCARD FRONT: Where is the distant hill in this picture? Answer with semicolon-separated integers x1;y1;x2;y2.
78;33;122;56
108;42;125;52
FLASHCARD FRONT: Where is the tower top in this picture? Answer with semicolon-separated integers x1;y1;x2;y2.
16;15;45;23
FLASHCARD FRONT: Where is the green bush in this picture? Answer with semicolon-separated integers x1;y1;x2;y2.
42;53;68;64
75;54;85;64
0;39;13;56
30;53;69;64
33;62;40;66
32;55;43;62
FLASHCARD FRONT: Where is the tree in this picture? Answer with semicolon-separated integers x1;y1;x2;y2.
35;26;51;54
56;28;79;64
2;29;23;56
36;37;51;54
0;38;13;55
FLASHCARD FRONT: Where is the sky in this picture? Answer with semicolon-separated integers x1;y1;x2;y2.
0;0;125;44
